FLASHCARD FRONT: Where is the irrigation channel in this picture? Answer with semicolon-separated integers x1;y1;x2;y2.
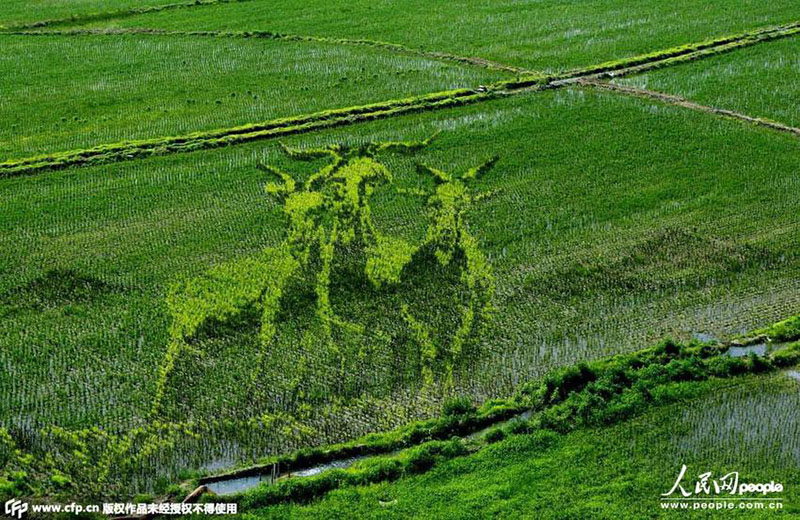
199;409;535;496
195;340;790;497
202;454;376;495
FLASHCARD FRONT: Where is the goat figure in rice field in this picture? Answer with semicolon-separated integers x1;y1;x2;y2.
398;156;499;385
151;133;498;416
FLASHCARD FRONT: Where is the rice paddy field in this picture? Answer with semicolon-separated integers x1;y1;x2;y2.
614;36;800;128
83;0;800;72
252;373;800;519
1;1;800;517
0;0;171;26
0;34;506;159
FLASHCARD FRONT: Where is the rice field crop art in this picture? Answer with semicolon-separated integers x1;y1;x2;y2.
153;135;500;427
3;89;800;478
5;0;800;507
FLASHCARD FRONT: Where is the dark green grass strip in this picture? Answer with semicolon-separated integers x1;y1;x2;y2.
8;28;534;75
2;20;799;178
0;0;254;31
198;400;523;487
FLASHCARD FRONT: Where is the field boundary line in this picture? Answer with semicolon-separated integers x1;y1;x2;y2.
559;20;800;80
0;0;253;31
578;79;800;138
0;89;502;177
2;20;799;178
7;27;533;76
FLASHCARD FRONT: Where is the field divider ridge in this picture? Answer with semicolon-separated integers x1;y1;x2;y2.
3;20;800;178
578;79;800;138
557;20;800;80
0;89;503;177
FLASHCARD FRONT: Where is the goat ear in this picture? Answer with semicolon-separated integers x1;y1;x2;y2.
416;163;451;184
278;141;336;160
369;131;440;155
462;156;499;181
258;163;296;200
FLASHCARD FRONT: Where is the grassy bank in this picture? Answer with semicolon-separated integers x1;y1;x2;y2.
214;322;800;510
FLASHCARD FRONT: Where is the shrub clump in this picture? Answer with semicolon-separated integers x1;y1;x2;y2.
442;396;476;417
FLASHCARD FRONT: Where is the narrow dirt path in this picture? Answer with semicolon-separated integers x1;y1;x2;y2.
578;79;800;138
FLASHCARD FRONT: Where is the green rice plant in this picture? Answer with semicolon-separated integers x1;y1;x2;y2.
154;246;300;416
6;21;799;176
399;157;498;385
0;420;202;500
154;138;430;417
615;36;800;128
664;374;800;471
3;0;800;508
253;373;800;519
0;0;251;29
4;88;800;499
10;28;532;75
217;330;800;509
0;34;507;161
93;0;800;73
0;86;493;176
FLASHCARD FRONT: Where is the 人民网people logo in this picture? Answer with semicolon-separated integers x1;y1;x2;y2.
663;464;783;498
660;465;784;512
